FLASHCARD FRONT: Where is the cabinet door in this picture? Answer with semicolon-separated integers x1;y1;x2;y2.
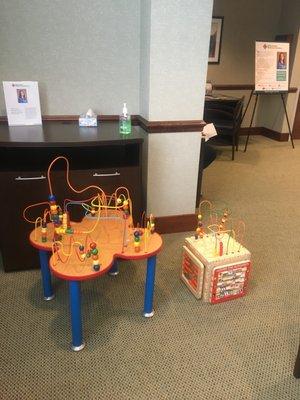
47;166;142;222
63;166;142;224
0;166;142;272
0;171;49;271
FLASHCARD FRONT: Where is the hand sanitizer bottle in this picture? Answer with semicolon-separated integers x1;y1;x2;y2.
119;102;131;134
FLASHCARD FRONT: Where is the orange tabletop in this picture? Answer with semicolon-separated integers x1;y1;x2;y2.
29;210;162;281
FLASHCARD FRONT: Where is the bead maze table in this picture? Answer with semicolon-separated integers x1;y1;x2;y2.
24;157;162;351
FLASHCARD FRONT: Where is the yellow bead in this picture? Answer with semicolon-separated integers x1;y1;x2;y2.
198;214;202;220
123;200;128;206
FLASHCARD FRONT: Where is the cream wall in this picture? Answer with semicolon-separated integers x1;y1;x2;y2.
207;0;282;84
0;0;140;115
147;132;202;215
265;0;300;134
207;0;300;131
140;0;213;216
147;0;212;121
0;0;213;218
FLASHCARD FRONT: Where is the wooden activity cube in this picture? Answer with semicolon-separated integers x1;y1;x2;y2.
181;233;251;303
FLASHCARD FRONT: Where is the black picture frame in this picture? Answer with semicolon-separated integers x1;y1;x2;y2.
208;17;224;64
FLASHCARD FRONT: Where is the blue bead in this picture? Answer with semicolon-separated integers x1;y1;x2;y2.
48;194;56;201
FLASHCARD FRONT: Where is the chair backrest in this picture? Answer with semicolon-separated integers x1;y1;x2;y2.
204;97;244;130
204;108;234;123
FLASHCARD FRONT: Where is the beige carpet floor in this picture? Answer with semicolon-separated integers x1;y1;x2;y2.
0;135;299;399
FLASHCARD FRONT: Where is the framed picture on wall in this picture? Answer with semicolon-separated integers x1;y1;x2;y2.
208;17;224;64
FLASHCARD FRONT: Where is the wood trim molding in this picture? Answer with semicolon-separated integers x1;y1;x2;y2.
239;127;262;136
0;114;139;123
155;214;197;234
239;126;289;141
0;114;294;140
43;114;121;122
212;84;298;93
261;127;289;142
136;116;205;133
213;84;254;91
0;114;205;133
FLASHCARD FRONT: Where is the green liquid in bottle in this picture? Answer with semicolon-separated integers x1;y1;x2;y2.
119;115;131;135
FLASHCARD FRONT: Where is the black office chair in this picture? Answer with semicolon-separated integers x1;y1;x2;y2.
204;98;244;160
196;138;217;206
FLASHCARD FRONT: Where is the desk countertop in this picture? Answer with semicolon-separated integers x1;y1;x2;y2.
0;121;146;148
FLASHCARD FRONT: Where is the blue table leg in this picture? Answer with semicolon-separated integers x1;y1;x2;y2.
109;260;119;276
143;255;157;318
69;280;85;351
39;250;54;301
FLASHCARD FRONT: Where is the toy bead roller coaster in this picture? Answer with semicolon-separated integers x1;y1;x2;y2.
194;200;246;257
181;200;251;303
23;156;161;280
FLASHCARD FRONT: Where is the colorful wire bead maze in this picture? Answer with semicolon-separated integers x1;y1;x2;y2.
181;200;251;304
23;156;162;350
24;156;160;276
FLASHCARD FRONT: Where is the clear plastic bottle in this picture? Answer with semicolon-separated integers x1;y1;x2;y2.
119;102;131;135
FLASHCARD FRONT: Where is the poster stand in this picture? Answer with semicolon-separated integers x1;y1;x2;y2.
243;41;295;151
242;90;295;152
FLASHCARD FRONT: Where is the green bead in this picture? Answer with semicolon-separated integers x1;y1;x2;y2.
86;251;91;258
92;248;98;255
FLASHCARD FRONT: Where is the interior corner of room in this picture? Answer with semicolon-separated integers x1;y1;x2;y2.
206;0;300;143
1;0;300;397
0;0;299;246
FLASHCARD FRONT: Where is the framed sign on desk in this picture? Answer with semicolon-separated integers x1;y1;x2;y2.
208;17;224;64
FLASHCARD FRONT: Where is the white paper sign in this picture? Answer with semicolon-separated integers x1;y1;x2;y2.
255;42;289;92
202;123;217;142
3;81;42;126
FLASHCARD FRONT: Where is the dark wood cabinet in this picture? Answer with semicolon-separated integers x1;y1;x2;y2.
0;121;146;271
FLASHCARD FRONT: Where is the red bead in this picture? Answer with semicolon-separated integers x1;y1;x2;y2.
90;242;97;249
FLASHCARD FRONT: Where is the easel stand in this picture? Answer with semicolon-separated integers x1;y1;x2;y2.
242;90;295;152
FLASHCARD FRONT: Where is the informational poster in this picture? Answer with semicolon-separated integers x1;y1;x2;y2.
2;81;42;126
255;42;289;92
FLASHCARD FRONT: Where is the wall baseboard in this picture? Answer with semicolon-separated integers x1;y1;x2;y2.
261;127;289;142
155;214;196;234
239;127;262;136
239;127;289;141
